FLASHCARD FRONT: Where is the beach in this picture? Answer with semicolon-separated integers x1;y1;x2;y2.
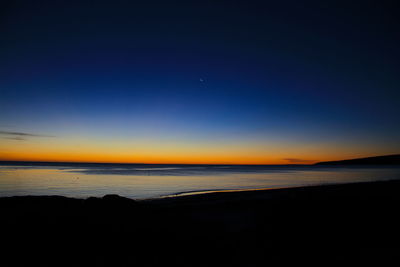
2;179;400;266
2;0;399;265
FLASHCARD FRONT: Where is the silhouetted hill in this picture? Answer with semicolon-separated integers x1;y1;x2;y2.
315;154;400;166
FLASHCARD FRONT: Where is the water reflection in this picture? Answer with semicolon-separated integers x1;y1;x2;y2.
0;165;399;199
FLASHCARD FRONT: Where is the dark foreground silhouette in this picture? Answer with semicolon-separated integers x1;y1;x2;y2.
2;180;400;266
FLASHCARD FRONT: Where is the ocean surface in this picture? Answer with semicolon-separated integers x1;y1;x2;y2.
0;162;399;199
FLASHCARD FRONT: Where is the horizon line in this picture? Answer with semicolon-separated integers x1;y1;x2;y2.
0;159;315;166
1;154;398;166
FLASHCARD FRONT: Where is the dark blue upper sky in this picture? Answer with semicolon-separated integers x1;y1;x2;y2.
0;0;399;163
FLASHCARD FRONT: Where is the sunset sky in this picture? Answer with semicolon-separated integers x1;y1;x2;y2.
1;0;399;164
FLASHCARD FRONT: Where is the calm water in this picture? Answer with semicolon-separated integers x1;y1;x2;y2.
0;163;399;199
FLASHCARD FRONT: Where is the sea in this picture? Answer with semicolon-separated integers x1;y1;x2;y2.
1;162;399;199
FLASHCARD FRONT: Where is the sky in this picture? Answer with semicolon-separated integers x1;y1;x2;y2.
0;0;399;164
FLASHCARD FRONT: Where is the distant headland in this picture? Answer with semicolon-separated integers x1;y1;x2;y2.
315;154;400;166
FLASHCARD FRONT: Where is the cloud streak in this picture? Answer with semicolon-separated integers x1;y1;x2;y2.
0;131;55;140
4;137;27;141
284;158;315;164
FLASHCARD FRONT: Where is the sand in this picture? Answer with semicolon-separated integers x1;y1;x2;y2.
2;180;400;266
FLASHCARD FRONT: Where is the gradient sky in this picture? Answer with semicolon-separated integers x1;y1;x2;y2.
0;0;399;164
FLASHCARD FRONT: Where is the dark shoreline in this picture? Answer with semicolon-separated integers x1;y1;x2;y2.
155;179;397;200
2;180;400;266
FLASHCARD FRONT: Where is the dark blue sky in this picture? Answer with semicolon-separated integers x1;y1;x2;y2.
0;0;399;163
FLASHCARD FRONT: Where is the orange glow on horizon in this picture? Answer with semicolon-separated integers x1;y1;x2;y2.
0;149;379;165
0;152;317;165
0;135;394;165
